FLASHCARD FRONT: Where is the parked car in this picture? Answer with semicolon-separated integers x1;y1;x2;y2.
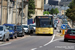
54;19;59;24
15;25;25;37
0;25;10;41
59;16;64;19
3;24;17;39
29;24;36;34
22;25;29;34
54;21;58;30
64;29;75;42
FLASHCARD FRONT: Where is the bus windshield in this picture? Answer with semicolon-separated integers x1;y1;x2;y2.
40;20;52;27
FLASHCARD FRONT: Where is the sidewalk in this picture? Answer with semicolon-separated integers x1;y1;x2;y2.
0;42;4;45
55;33;64;37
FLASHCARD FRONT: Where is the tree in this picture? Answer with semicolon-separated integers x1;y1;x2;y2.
28;0;35;18
43;11;49;15
66;0;75;27
49;8;55;15
68;0;75;9
54;8;59;15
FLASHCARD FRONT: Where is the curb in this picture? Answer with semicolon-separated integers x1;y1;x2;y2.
55;33;64;37
0;42;5;45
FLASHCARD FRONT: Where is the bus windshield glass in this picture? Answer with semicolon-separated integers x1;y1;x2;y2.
40;20;52;27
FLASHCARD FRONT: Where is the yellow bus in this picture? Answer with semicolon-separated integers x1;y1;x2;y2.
35;16;54;35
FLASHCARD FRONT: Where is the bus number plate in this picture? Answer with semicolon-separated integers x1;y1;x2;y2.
43;32;45;34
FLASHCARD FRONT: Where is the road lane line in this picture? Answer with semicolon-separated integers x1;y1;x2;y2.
0;42;11;46
39;46;43;48
53;38;63;42
44;34;55;46
31;48;37;50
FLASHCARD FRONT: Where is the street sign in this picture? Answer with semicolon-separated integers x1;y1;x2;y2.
61;24;66;29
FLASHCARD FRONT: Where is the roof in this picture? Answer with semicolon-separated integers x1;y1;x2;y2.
3;24;16;26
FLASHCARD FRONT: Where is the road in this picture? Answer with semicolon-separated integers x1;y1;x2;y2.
0;19;75;50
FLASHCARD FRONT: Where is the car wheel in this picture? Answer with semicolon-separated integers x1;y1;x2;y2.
22;32;25;36
12;35;15;39
64;39;68;42
30;30;33;34
6;37;9;41
2;35;6;42
54;28;56;30
15;34;17;39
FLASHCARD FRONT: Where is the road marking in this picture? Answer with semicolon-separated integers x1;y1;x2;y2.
53;38;63;42
0;42;11;46
31;48;37;50
44;34;55;46
39;46;43;48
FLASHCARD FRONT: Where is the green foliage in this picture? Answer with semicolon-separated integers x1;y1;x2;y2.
54;8;59;15
49;8;59;15
69;0;75;9
66;0;75;21
43;11;49;15
66;8;75;21
49;8;55;15
28;0;35;18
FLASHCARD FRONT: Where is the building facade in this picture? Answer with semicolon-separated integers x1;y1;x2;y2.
1;0;8;25
59;0;72;6
32;0;44;19
44;0;48;4
0;0;28;25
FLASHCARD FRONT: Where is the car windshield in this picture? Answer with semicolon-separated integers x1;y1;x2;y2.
23;26;28;28
0;26;3;31
16;26;22;30
6;26;13;30
29;25;36;28
67;29;75;34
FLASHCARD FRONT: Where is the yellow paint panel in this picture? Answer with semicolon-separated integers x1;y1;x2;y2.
35;28;54;34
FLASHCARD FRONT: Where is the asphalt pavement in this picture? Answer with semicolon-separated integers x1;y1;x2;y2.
0;19;75;50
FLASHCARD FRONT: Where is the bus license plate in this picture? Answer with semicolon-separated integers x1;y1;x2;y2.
43;32;45;34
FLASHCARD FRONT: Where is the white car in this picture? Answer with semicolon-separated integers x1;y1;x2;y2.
29;24;36;33
22;25;29;34
0;25;10;42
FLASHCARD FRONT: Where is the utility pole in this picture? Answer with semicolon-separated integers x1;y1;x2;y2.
1;0;2;25
7;0;9;24
21;0;23;25
16;0;18;24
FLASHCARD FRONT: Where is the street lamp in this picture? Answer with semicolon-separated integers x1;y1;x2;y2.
1;0;2;25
